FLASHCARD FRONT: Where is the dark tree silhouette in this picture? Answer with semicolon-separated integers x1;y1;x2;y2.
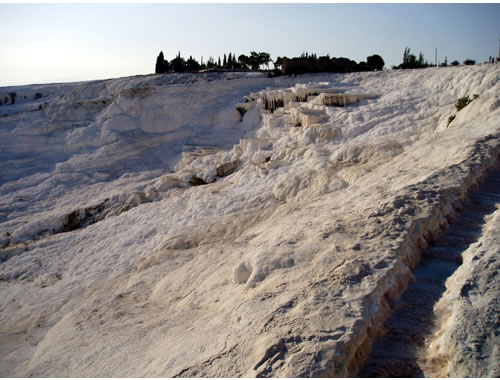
367;54;384;70
238;54;249;69
403;47;410;63
397;47;430;69
418;52;425;66
463;59;476;65
207;57;216;69
249;52;260;70
259;52;271;69
247;51;271;70
154;49;387;75
155;51;168;74
274;57;284;70
170;52;186;72
186;56;200;71
199;56;206;70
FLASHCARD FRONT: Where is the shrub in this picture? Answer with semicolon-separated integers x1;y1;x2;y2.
455;96;471;112
463;59;475;65
447;114;456;127
450;60;460;66
448;94;479;127
455;94;479;112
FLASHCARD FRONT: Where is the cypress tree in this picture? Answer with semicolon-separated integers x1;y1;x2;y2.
155;51;167;74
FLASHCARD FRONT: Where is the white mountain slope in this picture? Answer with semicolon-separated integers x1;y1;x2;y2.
0;65;499;377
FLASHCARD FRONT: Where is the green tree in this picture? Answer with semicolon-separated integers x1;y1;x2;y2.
418;51;425;66
207;57;216;69
397;47;430;69
274;56;283;70
249;52;260;70
248;51;271;70
155;51;168;74
238;54;249;69
259;52;271;70
186;56;200;71
403;47;411;65
407;54;417;67
170;51;186;72
366;54;384;70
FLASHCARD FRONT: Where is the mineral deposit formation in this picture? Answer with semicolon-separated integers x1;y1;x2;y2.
0;64;499;377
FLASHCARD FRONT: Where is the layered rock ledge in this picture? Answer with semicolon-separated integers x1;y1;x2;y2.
0;65;499;377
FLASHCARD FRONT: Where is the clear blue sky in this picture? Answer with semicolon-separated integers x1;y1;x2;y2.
1;3;499;86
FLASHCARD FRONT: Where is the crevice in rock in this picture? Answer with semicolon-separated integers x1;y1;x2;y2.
253;336;303;377
357;164;500;377
62;199;109;233
335;136;500;377
188;175;208;186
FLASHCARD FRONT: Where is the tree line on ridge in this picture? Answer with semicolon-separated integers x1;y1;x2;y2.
155;47;478;76
155;50;385;75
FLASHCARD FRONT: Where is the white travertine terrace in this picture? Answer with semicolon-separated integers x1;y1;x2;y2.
0;65;499;377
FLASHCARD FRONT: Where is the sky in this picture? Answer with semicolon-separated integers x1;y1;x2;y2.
0;2;499;86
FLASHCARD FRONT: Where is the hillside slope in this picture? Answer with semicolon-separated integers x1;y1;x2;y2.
0;65;499;377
